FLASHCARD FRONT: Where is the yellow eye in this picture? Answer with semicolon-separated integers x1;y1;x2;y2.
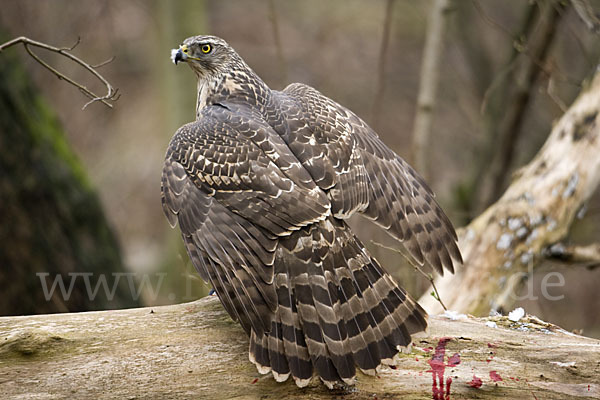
201;44;212;54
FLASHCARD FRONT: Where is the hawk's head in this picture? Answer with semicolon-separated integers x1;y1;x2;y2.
171;35;239;78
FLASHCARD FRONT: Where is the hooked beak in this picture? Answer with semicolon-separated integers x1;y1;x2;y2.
171;46;187;65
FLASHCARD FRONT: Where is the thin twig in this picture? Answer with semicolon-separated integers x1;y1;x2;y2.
23;44;116;109
471;0;514;37
544;242;600;269
0;36;119;109
370;240;448;311
62;36;81;51
473;0;580;88
547;75;568;112
571;0;600;33
91;56;116;69
566;21;595;69
428;277;447;310
480;56;519;115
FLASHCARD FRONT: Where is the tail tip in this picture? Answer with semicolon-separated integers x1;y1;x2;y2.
272;370;290;383
293;376;312;388
248;352;271;375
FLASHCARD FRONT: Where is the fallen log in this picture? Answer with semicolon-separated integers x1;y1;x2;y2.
1;296;598;399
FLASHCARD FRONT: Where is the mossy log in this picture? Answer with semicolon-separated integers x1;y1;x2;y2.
1;296;599;399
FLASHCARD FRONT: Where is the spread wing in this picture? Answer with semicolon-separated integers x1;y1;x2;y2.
280;83;462;275
161;104;331;335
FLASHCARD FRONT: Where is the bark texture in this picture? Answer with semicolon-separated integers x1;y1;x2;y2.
420;71;600;316
1;296;599;399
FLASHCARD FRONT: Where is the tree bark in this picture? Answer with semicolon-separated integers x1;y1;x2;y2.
419;70;600;316
411;0;450;181
1;296;598;399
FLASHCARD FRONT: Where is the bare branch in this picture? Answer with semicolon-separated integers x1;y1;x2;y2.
478;2;537;116
473;1;579;88
471;0;514;38
545;242;600;269
0;36;119;109
428;276;447;311
61;36;81;51
480;56;519;115
90;56;116;69
572;0;600;33
547;75;568;112
370;240;448;311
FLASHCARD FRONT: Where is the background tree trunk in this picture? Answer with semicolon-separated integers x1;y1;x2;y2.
411;0;450;181
419;69;600;316
453;0;568;221
0;34;138;315
1;296;598;399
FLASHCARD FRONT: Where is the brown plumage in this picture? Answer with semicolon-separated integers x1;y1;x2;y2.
162;35;462;388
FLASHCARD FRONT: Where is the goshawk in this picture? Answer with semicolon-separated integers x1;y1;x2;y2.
162;35;462;388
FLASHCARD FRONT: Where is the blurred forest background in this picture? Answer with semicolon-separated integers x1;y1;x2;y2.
1;0;599;337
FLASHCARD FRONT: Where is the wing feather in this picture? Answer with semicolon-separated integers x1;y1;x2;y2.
161;104;335;337
280;83;461;274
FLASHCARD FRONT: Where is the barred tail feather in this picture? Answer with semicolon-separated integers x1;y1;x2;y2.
267;317;290;381
248;217;427;387
249;330;271;374
294;272;345;388
335;266;382;372
277;272;313;386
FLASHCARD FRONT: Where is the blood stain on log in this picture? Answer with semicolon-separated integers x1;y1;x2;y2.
447;353;460;366
468;375;483;388
427;337;458;399
489;370;503;382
